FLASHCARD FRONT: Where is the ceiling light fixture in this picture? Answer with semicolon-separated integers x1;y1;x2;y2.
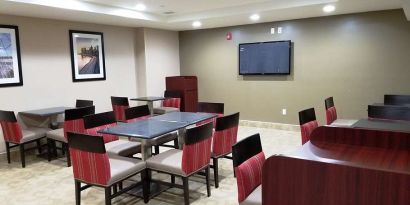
135;3;146;11
250;14;260;21
192;21;202;28
323;5;335;13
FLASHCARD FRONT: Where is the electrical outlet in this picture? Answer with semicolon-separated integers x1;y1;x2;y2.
282;108;287;115
278;27;282;34
270;27;275;34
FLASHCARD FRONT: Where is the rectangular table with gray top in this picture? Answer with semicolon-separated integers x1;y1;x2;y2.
19;107;73;128
130;96;165;116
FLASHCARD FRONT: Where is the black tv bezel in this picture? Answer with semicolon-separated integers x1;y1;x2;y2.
238;40;292;76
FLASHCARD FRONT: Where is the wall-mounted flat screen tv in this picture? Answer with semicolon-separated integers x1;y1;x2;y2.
239;40;291;75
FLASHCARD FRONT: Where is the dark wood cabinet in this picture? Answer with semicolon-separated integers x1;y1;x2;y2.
165;76;198;112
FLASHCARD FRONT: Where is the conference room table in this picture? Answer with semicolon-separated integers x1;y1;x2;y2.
352;118;410;133
130;96;165;116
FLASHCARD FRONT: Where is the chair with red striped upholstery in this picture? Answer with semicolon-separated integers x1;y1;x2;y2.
67;132;147;205
111;96;129;122
196;102;224;127
83;111;141;158
125;105;178;154
46;106;95;166
211;112;239;188
298;108;319;145
146;123;213;205
0;110;51;168
325;97;358;127
153;90;182;115
232;133;265;205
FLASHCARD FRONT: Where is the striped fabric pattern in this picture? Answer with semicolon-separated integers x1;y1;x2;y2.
0;121;23;144
235;151;265;203
196;113;223;127
126;115;150;123
86;123;119;143
326;106;338;125
162;98;181;109
112;105;129;122
300;120;319;145
70;147;111;186
181;137;212;175
63;119;85;140
212;125;238;157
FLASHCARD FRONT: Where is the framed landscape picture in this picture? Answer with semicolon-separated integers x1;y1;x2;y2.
69;30;106;82
0;25;23;87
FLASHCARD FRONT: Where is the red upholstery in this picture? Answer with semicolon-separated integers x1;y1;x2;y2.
86;123;119;143
326;106;338;125
63;119;85;140
0;121;23;144
196;114;223;127
212;125;238;157
112;105;129;122
162;98;181;109
181;137;212;175
300;120;319;145
70;147;111;186
126;115;150;123
235;152;265;202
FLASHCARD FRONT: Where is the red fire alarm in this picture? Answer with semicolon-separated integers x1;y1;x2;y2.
226;32;232;40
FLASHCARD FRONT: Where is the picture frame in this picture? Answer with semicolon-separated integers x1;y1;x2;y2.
0;25;23;87
69;30;106;82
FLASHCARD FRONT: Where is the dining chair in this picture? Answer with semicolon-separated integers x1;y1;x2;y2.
298;108;318;145
83;111;141;157
146;122;214;205
196;102;224;127
325;97;358;127
0;110;51;168
232;133;265;205
75;99;93;108
67;132;147;205
125;105;178;154
211;112;239;188
153;90;182;115
111;96;129;122
46;106;95;166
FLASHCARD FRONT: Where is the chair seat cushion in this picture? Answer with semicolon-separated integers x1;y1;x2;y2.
46;128;66;143
20;127;51;143
105;140;141;157
146;149;186;176
107;155;146;185
153;107;180;115
330;119;358;127
239;185;261;205
152;132;178;146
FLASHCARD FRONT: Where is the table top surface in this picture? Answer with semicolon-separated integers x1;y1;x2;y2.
150;112;216;125
19;106;72;117
372;103;410;107
352;118;410;133
130;96;165;102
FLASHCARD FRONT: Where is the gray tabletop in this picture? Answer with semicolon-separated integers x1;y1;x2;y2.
19;106;72;117
151;112;217;126
372;103;410;107
98;119;186;139
352;119;410;133
130;97;165;102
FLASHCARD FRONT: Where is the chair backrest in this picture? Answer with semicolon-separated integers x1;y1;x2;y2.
232;133;265;203
83;111;119;143
368;105;410;121
325;97;338;125
75;99;93;108
111;96;130;122
197;102;224;114
163;90;181;108
67;132;111;186
125;105;150;123
181;122;213;175
298;108;318;145
384;94;410;105
63;106;95;140
213;112;240;157
0;110;22;144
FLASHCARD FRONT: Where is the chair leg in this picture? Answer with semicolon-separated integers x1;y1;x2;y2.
5;142;11;164
118;182;123;190
205;166;211;197
182;177;190;205
53;140;58;157
61;143;66;155
113;185;118;194
142;169;151;203
105;187;112;205
154;145;160;155
213;158;219;188
75;180;81;205
171;175;175;185
20;144;25;168
47;139;52;162
173;138;179;149
66;143;71;167
36;139;42;154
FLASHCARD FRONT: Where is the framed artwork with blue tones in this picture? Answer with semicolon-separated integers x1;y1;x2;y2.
0;25;23;87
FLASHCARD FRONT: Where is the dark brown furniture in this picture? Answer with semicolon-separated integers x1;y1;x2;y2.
75;99;93;108
384;94;410;105
165;76;198;112
368;104;410;121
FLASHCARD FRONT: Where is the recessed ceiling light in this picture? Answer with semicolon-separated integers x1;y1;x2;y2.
323;5;335;13
192;21;202;28
135;3;146;11
250;14;260;21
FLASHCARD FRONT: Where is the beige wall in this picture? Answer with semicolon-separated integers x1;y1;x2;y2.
179;10;410;125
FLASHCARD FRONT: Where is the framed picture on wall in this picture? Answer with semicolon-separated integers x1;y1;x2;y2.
69;30;106;82
0;25;23;87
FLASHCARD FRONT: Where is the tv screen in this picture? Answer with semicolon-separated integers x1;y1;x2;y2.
239;41;291;75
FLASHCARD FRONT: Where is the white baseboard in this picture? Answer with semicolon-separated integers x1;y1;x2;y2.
239;120;300;132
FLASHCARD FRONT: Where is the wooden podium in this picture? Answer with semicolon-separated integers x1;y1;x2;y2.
165;76;198;112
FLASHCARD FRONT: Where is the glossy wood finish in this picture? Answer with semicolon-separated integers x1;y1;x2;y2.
165;76;198;112
262;126;410;205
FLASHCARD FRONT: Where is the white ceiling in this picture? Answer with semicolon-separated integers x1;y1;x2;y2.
0;0;408;31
